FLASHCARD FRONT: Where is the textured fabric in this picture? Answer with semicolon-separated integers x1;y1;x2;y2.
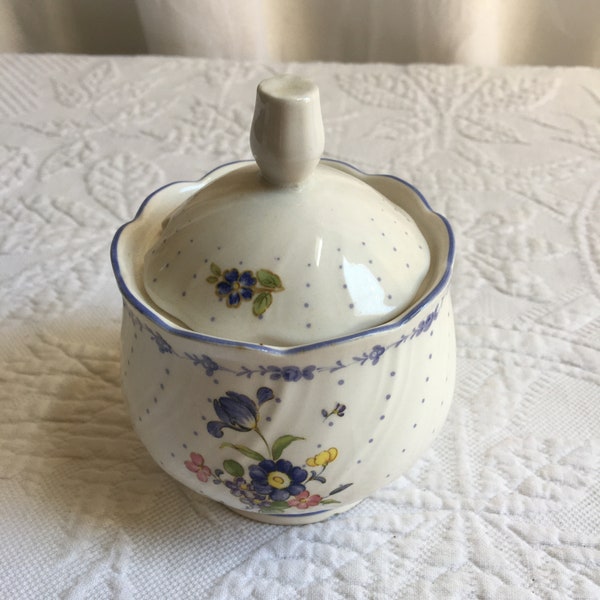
0;54;599;599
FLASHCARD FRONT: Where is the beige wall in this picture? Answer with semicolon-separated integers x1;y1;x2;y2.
1;0;599;66
0;0;146;54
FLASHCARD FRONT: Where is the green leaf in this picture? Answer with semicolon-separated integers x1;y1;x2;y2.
220;442;265;462
206;275;218;284
272;435;305;461
260;501;289;513
210;262;221;276
223;459;244;477
320;499;341;505
256;269;283;289
253;292;272;316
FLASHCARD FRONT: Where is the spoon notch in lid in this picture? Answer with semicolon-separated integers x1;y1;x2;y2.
142;75;431;347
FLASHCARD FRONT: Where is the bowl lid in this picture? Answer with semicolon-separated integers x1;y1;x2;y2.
143;75;430;346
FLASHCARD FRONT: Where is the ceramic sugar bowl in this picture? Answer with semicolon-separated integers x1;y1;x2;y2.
111;75;456;524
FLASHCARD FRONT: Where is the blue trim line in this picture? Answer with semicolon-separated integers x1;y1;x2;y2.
259;508;332;518
110;159;455;356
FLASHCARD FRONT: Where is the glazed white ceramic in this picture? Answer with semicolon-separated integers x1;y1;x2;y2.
250;74;324;186
143;76;430;346
111;158;456;525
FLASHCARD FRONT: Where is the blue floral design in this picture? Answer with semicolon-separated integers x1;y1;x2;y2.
127;299;442;381
368;345;385;365
207;263;284;316
353;344;385;366
150;331;172;354
198;354;219;376
238;365;317;381
249;459;308;502
207;391;260;438
417;312;436;334
185;353;219;376
185;386;352;514
225;477;271;508
207;387;274;439
322;402;346;420
280;366;303;382
216;268;257;308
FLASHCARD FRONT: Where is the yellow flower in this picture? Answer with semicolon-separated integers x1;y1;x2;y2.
306;447;338;467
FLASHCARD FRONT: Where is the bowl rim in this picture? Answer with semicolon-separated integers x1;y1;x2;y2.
110;158;455;356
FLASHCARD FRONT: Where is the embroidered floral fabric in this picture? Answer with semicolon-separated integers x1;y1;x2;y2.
0;55;598;599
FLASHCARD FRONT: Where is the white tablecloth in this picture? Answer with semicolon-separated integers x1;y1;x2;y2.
1;54;598;599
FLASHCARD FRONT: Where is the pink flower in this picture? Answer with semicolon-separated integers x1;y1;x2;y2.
185;452;212;482
287;490;322;509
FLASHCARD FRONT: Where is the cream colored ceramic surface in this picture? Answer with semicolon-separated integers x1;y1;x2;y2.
250;75;324;186
113;161;455;524
143;162;430;345
143;76;430;346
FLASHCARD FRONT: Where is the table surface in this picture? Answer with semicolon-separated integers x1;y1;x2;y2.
1;54;599;599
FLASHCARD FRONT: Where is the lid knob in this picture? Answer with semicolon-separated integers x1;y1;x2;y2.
250;75;325;187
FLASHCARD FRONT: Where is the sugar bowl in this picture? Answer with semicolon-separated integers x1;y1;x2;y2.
111;75;455;524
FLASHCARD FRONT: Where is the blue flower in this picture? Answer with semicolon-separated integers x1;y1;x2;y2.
265;365;316;382
321;402;346;420
415;307;439;336
186;353;219;376
281;366;302;382
302;365;317;380
369;345;385;365
225;477;271;508
334;402;346;417
225;476;251;497
151;331;172;354
198;354;219;376
249;459;308;502
256;386;275;405
215;269;257;307
207;391;258;438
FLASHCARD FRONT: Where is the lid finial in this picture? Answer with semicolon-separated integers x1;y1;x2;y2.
250;75;325;187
